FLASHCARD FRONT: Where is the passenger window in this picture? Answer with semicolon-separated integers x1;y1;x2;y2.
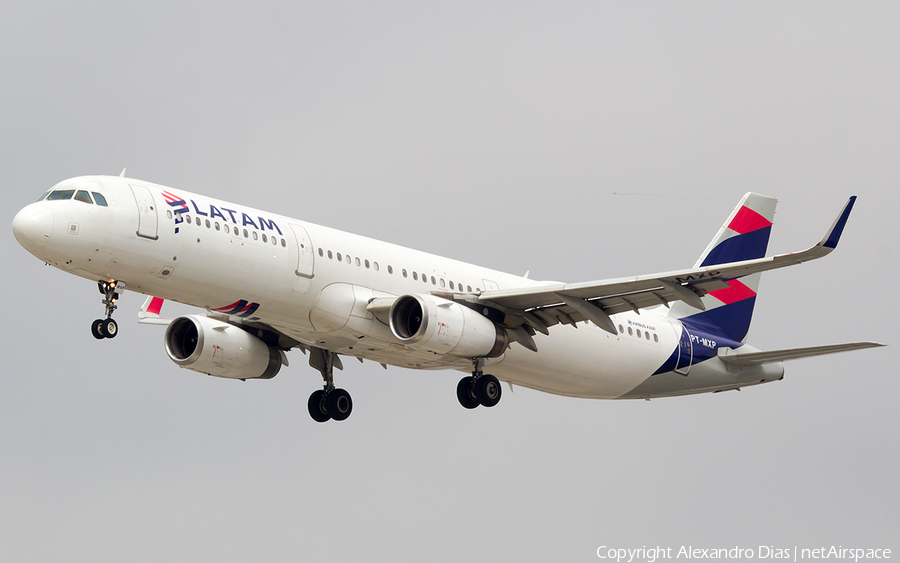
91;192;108;206
636;330;642;338
365;260;370;269
467;285;472;292
215;222;220;231
337;252;342;261
374;262;379;271
167;210;173;220
233;227;239;235
388;265;393;274
654;334;659;342
318;248;324;257
449;281;455;290
185;215;191;223
272;237;277;245
346;255;351;264
618;324;624;333
243;229;249;238
46;189;75;200
328;250;333;259
206;219;211;228
281;238;286;247
645;332;650;340
74;190;93;204
37;191;50;202
431;276;436;285
196;217;201;226
627;327;633;336
439;278;445;288
355;257;360;266
252;231;258;240
402;269;408;278
413;272;418;281
262;233;267;242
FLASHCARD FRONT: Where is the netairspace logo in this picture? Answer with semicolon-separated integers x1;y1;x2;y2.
596;547;892;563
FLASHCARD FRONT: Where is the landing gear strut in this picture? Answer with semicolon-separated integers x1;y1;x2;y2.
457;358;502;409
307;347;353;423
92;280;124;340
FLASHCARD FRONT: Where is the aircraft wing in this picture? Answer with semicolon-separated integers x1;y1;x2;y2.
717;342;885;366
461;196;856;335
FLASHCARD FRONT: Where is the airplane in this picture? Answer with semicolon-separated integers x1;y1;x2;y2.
11;174;884;422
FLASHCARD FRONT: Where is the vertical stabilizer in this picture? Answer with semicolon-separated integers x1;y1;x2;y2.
669;193;777;342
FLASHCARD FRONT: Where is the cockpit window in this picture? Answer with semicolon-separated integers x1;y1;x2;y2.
37;191;50;202
46;189;75;201
74;190;93;204
91;192;108;206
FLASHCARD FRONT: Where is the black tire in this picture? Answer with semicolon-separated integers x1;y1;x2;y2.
91;319;105;340
456;376;480;409
327;388;353;421
102;318;118;339
476;374;502;407
308;390;330;423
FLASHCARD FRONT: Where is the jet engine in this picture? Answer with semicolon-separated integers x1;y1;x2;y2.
164;315;283;379
389;294;507;357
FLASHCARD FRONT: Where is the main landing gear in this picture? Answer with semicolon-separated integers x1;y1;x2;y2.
91;280;125;340
307;347;353;423
457;358;502;410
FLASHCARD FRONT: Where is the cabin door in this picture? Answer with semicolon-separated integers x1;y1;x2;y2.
290;223;315;279
674;325;693;376
130;184;159;240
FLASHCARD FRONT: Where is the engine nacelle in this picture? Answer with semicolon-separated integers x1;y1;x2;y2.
164;315;283;379
389;294;507;358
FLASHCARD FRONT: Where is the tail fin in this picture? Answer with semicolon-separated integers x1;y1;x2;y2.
668;192;777;342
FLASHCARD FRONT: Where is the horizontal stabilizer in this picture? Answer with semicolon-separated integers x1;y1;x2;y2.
718;342;885;366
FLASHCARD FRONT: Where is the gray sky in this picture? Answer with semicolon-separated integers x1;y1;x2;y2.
2;2;897;561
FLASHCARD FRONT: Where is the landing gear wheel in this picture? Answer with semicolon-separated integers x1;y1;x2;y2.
101;318;118;339
308;390;330;423
94;280;124;340
476;374;502;407
457;376;480;409
327;388;353;421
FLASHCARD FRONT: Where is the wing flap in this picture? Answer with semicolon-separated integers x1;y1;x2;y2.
717;342;885;366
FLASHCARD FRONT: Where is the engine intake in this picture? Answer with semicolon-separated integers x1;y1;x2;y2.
389;294;507;358
165;315;283;379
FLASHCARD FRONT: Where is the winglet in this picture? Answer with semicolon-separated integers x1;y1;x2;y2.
820;196;856;250
138;296;171;326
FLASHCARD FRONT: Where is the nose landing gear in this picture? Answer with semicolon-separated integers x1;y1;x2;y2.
91;280;125;339
457;358;502;409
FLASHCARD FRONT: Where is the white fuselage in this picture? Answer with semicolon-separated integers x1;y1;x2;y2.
13;176;784;399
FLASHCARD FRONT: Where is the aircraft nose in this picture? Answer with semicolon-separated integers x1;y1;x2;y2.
12;203;54;254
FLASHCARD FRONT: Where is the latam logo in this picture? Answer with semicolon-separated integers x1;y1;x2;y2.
213;300;261;318
700;205;773;267
161;190;282;236
708;279;757;305
727;205;773;235
162;191;190;233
